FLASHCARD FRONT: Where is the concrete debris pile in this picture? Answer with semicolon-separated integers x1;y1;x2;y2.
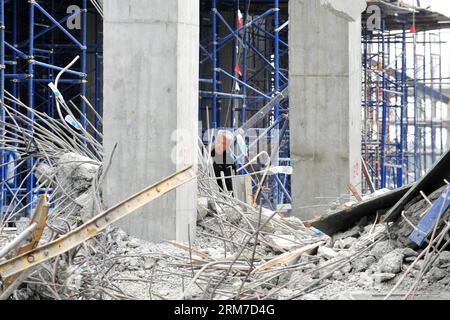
391;185;449;247
0;91;109;299
116;147;448;300
1;87;449;300
142;143;331;299
104;166;449;300
283;183;450;300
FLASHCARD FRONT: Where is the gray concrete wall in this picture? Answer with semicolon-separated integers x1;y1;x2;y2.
289;0;366;220
103;0;198;242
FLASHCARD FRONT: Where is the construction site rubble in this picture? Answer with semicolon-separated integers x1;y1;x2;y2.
0;89;449;300
1;136;450;300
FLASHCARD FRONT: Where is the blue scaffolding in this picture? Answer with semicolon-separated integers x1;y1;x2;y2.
2;1;449;217
199;0;290;209
0;0;102;218
362;15;448;193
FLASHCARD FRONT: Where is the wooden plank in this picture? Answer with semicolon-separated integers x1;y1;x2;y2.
347;183;363;202
251;241;324;274
3;196;50;287
16;195;49;255
167;240;211;260
361;156;376;193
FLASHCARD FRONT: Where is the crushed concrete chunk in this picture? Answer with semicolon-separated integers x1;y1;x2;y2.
222;207;242;224
426;267;447;282
333;226;360;241
334;236;357;249
357;272;374;287
369;240;396;259
401;247;418;258
351;256;376;273
317;246;339;259
197;197;209;221
127;238;140;248
372;273;396;283
437;251;450;267
144;257;157;270
377;250;404;274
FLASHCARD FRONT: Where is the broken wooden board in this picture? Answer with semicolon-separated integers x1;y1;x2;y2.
2;196;50;288
310;185;410;236
16;195;49;255
167;240;211;260
347;183;363;202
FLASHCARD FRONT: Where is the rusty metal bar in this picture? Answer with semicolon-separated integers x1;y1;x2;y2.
0;166;195;280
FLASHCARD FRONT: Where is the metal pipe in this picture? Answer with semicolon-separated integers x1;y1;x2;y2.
0;222;37;259
17;10;80;49
212;0;217;128
241;0;248;127
413;13;418;181
219;68;270;99
0;0;5;214
33;1;84;49
272;0;281;207
380;19;388;188
218;8;274;47
81;0;87;129
32;60;85;77
422;31;427;171
27;1;35;215
400;25;407;186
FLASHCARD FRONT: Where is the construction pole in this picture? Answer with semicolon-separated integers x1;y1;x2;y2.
413;7;418;181
81;0;87;129
380;19;387;188
429;33;435;164
0;0;5;214
273;0;280;206
400;25;407;187
27;1;35;215
241;0;248;127
422;31;427;171
212;0;218;129
438;31;443;155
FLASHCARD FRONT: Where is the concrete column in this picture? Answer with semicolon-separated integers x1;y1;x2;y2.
103;0;198;242
289;0;366;220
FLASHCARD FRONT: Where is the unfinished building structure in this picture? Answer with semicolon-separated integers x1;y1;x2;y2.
1;0;449;238
362;1;450;192
0;0;450;301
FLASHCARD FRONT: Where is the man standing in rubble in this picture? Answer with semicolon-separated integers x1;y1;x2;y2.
210;130;236;194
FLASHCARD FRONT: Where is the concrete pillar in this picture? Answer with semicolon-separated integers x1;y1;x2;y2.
289;0;366;220
103;0;198;242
